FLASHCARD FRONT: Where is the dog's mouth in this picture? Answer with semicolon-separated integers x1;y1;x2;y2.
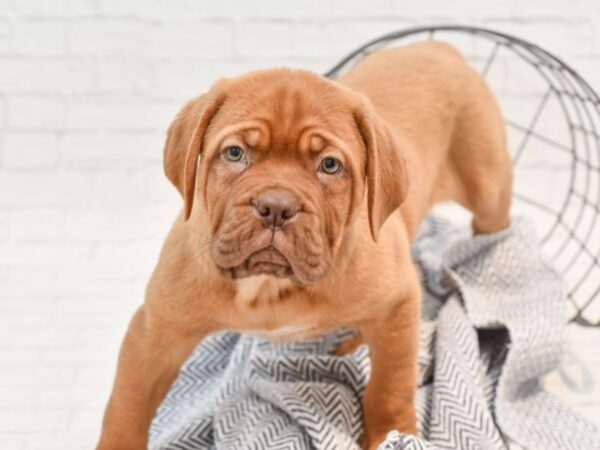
219;246;294;279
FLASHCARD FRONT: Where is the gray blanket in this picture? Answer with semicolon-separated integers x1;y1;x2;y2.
149;216;600;450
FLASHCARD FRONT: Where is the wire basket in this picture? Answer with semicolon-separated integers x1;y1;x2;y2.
325;25;600;327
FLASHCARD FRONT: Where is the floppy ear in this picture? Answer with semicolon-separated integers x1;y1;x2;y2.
163;92;226;220
354;101;410;241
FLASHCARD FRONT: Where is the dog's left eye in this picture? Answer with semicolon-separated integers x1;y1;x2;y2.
319;157;342;175
223;146;245;162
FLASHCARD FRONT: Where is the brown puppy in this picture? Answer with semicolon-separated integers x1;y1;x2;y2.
97;41;512;450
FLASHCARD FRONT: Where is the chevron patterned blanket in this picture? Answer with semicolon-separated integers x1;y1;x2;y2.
149;216;600;450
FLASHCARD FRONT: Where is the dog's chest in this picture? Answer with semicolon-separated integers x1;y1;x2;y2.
232;275;318;339
234;275;291;307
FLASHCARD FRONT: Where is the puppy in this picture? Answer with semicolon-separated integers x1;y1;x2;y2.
97;41;512;450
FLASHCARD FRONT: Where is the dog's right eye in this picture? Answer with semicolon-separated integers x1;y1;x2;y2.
223;146;245;162
319;157;343;175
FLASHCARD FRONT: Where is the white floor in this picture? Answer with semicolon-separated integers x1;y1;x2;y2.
545;325;600;427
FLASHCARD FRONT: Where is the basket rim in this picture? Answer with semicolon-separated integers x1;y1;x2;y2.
324;24;600;106
325;24;600;327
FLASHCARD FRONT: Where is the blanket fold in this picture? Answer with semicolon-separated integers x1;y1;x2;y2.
149;216;600;450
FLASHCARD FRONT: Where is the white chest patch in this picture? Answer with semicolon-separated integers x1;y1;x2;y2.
233;276;317;340
234;275;292;307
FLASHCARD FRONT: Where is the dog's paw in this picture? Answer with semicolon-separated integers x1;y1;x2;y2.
359;429;387;450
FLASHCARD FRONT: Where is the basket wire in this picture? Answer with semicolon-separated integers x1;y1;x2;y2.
325;25;600;327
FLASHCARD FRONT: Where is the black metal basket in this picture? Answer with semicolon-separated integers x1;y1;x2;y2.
326;25;600;327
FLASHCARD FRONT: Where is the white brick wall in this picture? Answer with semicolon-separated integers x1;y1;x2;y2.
0;1;599;449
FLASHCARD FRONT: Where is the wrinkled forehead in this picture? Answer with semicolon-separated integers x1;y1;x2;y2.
208;70;358;151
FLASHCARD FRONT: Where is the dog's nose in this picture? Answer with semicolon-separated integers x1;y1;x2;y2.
253;191;299;228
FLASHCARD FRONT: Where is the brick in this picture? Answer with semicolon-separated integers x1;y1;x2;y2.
0;241;91;269
89;240;160;280
98;0;195;18
0;434;24;450
153;59;220;99
99;0;329;20
143;164;181;205
236;21;294;58
571;0;600;21
41;342;119;366
0;58;96;93
0;0;67;16
192;0;259;19
0;214;9;242
392;0;513;18
0;325;82;354
513;0;571;17
68;18;154;56
0;410;70;433
0;17;11;54
26;434;72;450
66;0;98;16
569;57;600;89
0;296;58;315
64;206;172;241
14;19;67;55
0;348;40;368
0;387;38;408
0;266;61;296
2;132;59;169
92;241;160;265
483;20;595;58
2;268;59;298
66;408;103;432
98;58;151;93
0;172;91;206
67;94;177;131
0;95;5;127
295;19;426;61
56;294;142;314
53;272;143;297
87;262;149;282
244;0;330;19
293;21;399;59
153;59;279;99
26;437;73;450
0;310;53;332
0;367;77;387
330;0;395;18
11;208;65;240
60;131;163;169
8;95;67;130
89;170;148;208
152;20;236;58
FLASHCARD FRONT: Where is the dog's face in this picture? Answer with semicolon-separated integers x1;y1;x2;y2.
164;69;408;285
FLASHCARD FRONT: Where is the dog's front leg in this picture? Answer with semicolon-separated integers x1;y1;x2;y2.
96;305;212;450
359;287;420;450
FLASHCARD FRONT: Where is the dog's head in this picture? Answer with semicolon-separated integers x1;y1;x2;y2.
164;69;408;285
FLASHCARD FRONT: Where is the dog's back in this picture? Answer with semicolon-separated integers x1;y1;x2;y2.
338;41;512;237
338;41;469;145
